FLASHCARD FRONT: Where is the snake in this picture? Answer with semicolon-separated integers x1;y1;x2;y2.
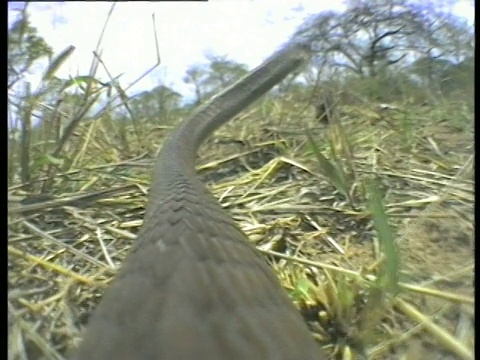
72;41;325;360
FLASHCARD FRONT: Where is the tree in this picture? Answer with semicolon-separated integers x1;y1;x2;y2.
294;0;473;80
183;55;249;105
129;85;182;123
8;5;54;186
291;0;473;103
8;4;53;89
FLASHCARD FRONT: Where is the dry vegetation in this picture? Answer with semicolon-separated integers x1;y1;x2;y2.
8;98;473;359
8;3;474;360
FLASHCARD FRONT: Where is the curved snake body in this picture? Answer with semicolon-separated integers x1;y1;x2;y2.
73;42;324;360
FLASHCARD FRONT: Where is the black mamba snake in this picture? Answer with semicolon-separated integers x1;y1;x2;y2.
72;41;324;360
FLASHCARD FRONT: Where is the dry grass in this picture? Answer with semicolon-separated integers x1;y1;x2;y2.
8;97;474;359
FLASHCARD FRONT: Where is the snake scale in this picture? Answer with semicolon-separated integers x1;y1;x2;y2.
72;41;324;360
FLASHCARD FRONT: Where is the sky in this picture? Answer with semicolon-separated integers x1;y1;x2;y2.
8;1;474;101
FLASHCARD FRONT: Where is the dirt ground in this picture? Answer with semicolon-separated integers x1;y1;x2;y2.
8;104;474;359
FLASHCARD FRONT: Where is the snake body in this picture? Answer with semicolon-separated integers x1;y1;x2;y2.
72;42;323;360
